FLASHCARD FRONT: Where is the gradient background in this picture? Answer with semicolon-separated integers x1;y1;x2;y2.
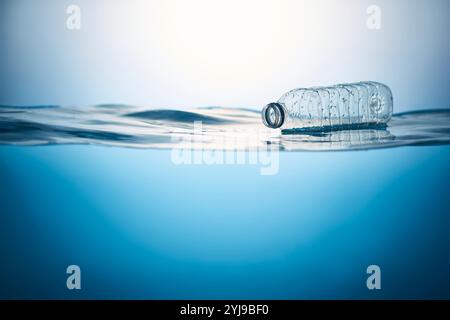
0;0;450;299
0;0;449;110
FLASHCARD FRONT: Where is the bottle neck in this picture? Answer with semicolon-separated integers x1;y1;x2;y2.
262;103;285;129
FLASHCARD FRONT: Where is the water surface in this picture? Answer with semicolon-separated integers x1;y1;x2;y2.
1;105;449;151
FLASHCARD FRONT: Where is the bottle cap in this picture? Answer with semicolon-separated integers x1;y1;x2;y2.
262;102;285;129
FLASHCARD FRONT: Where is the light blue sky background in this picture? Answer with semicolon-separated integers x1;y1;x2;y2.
1;0;449;111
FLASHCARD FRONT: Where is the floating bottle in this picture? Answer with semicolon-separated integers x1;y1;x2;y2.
262;81;393;131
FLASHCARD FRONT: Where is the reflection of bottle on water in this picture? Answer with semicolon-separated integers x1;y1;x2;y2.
262;81;393;131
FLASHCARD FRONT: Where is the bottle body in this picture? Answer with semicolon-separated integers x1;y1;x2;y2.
262;81;393;130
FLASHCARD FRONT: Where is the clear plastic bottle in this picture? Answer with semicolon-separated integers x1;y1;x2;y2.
262;81;393;131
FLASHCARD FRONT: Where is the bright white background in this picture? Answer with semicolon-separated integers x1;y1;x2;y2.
1;0;449;111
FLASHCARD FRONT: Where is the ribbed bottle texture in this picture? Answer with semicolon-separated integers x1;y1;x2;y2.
262;81;393;130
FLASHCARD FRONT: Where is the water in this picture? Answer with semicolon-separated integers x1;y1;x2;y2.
1;105;450;299
263;81;393;130
1;105;449;151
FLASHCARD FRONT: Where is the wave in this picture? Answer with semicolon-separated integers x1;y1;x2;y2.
0;105;449;151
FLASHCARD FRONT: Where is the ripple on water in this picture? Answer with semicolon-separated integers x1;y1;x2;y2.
0;105;449;151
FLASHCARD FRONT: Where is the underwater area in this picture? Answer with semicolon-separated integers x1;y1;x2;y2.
0;105;450;299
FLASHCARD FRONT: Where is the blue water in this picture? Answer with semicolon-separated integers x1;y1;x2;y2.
1;106;450;299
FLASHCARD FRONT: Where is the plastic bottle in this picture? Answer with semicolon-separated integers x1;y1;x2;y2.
262;81;393;131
